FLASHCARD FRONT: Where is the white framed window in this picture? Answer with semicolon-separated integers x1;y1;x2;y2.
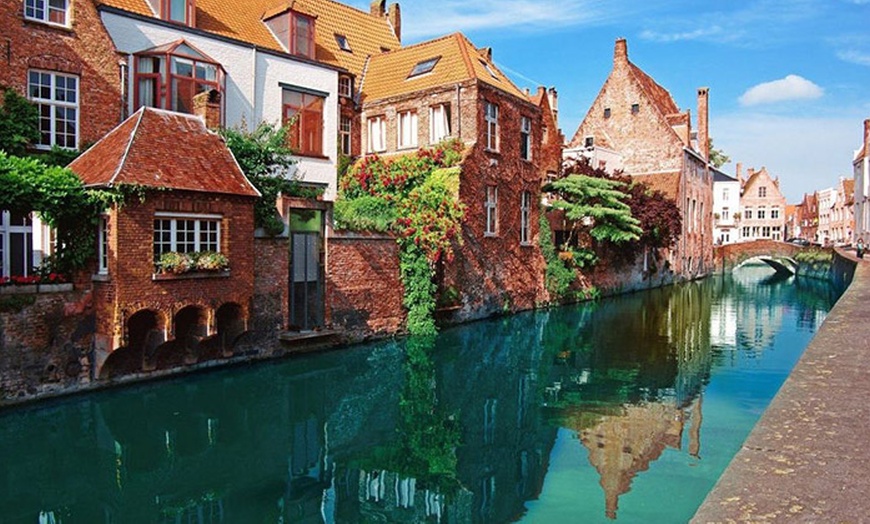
367;115;386;153
397;110;418;149
520;116;532;161
771;207;780;219
97;215;109;274
520;190;531;245
758;207;766;220
722;206;730;220
758;186;767;198
0;211;34;277
485;186;498;236
429;104;450;143
153;213;221;261
338;76;352;98
745;208;753;220
28;70;78;149
339;116;352;156
485;102;499;152
722;187;730;200
24;0;69;26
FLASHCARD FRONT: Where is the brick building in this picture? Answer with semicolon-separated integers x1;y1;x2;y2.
358;32;548;317
795;192;819;244
830;177;855;245
1;0;124;278
68;107;259;376
739;167;787;242
568;38;713;279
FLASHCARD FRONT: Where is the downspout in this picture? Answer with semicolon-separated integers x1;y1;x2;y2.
250;46;257;130
118;59;128;122
455;84;461;139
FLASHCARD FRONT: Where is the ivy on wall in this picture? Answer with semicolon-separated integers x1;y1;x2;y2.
336;140;466;335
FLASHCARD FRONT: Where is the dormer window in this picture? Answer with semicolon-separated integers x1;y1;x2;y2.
264;9;316;59
335;34;351;52
160;0;195;26
408;57;439;78
479;59;498;80
291;13;315;59
24;0;69;26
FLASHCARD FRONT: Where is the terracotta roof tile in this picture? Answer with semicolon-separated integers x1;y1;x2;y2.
97;0;399;76
362;32;527;103
69;107;259;197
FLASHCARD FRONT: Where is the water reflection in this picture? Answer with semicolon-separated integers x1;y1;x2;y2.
0;267;838;523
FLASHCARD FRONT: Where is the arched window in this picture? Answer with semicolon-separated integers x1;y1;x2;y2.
134;40;224;116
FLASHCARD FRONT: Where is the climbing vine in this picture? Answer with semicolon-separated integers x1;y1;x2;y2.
336;140;465;335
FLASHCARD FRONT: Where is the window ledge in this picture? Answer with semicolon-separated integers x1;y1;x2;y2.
92;273;110;282
520;242;533;248
0;283;73;295
294;153;330;160
23;18;73;33
153;270;231;281
484;233;498;238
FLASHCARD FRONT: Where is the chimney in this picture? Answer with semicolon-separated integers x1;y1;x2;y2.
735;162;742;180
697;87;709;161
524;87;530;96
479;47;492;62
370;0;385;17
387;3;401;43
193;89;222;129
747;167;755;177
548;86;559;127
614;38;628;66
864;118;870;155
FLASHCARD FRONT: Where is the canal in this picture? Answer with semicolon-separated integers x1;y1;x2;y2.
0;266;841;523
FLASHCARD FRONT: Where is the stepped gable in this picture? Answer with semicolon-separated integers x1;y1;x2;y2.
361;32;529;103
69;107;259;197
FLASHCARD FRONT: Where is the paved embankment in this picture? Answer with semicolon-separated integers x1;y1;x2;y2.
692;252;869;523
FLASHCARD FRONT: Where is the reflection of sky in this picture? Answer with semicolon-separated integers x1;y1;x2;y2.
523;266;833;523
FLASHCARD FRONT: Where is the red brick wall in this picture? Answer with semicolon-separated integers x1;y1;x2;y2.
94;191;255;357
251;236;289;338
0;290;94;403
0;0;123;148
326;232;405;337
445;84;548;318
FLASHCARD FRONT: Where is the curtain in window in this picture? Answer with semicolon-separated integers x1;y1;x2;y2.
368;117;385;152
430;104;450;143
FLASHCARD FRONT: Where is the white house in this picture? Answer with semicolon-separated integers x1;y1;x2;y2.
712;168;740;245
854;119;870;244
97;0;340;198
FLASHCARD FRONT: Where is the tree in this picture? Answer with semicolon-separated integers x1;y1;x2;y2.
0;87;40;156
219;122;297;234
709;138;730;168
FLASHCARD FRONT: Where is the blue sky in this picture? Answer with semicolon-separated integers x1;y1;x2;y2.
349;0;870;202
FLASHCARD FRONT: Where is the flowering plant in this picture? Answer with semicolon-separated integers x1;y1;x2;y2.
0;273;67;286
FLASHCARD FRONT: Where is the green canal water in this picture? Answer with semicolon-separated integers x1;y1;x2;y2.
0;267;842;523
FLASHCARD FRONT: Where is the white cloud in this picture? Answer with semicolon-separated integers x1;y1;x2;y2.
639;26;723;43
714;112;860;201
738;75;824;106
837;49;870;66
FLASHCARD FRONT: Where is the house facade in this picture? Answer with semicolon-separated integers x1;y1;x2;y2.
96;0;349;198
713;168;740;245
816;187;836;245
1;0;125;278
358;33;548;316
831;177;854;245
568;38;713;278
796;192;819;243
68;108;259;376
739;167;786;242
854;119;870;244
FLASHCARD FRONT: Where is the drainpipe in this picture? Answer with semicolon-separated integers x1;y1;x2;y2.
118;60;128;123
250;47;257;130
455;84;461;139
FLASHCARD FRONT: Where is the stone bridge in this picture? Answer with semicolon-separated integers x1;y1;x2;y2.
713;240;811;274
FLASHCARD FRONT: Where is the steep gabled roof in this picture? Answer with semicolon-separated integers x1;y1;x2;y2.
361;32;528;103
69;107;259;197
96;0;399;75
628;63;680;117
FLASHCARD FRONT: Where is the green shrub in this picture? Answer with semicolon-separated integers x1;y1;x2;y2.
333;195;396;232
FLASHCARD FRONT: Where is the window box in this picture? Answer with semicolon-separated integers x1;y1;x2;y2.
153;270;230;281
0;282;73;295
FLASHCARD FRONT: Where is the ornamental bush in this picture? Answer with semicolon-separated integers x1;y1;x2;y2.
337;140;466;335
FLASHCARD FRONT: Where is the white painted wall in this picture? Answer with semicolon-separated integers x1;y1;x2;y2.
713;178;740;244
101;11;339;199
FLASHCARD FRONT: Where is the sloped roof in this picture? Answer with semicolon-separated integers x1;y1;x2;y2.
629;64;680;117
631;171;681;201
69;107;259;197
843;178;855;205
96;0;399;75
361;32;528;103
713;170;737;183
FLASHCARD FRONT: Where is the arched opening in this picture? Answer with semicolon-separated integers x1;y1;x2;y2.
174;305;208;349
101;309;165;378
216;302;245;348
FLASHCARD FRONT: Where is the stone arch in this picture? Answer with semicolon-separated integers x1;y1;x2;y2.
173;305;209;349
216;302;246;348
100;309;165;379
